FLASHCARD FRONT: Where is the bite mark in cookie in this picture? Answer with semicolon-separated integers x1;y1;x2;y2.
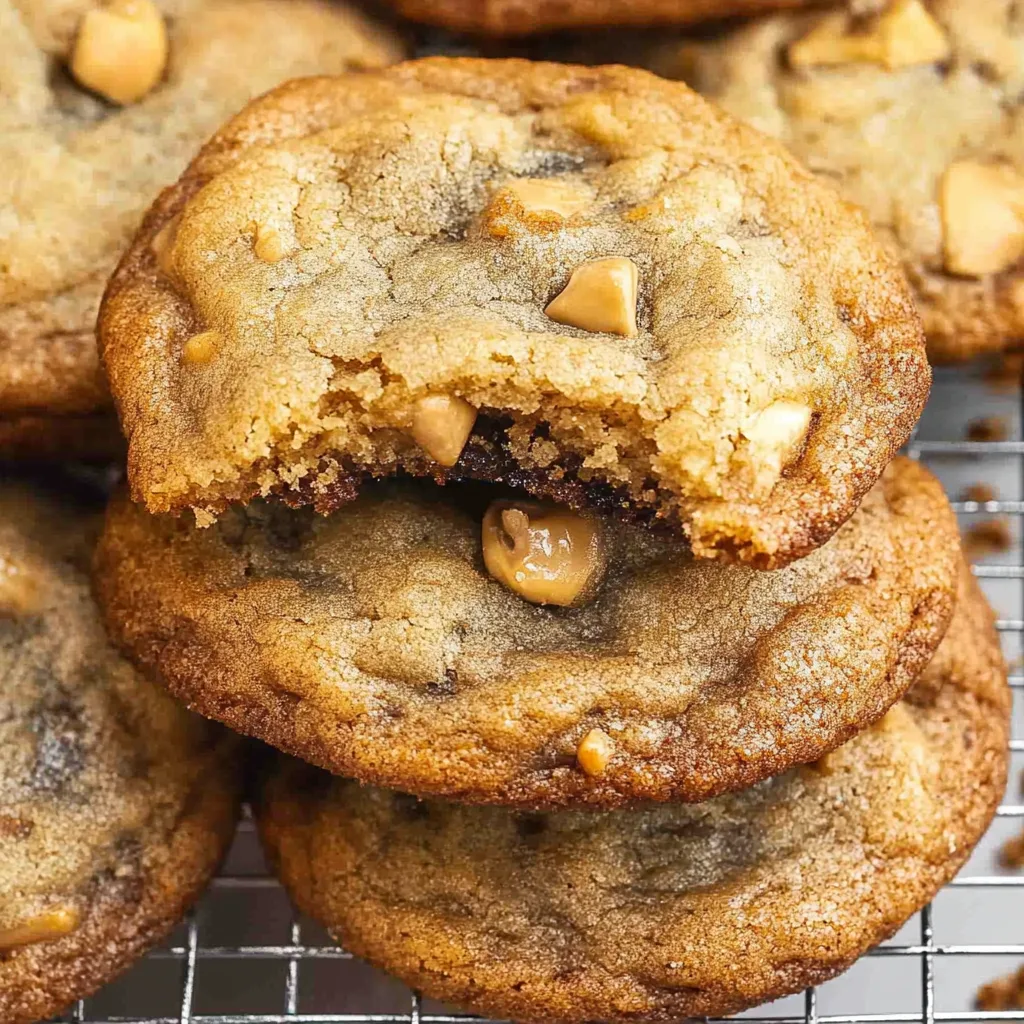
101;58;929;567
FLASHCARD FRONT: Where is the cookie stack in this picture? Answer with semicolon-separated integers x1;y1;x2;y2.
86;56;1011;1022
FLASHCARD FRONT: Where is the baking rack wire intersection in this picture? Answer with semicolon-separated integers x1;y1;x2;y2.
61;369;1024;1024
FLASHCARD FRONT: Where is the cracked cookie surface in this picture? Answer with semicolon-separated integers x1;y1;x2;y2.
99;58;929;568
603;0;1024;362
256;570;1010;1024
95;457;959;808
383;0;816;35
0;476;241;1024
0;0;402;456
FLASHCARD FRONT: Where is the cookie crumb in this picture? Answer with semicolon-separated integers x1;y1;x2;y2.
1000;829;1024;869
985;353;1024;392
960;482;997;503
976;965;1024;1010
963;518;1012;561
966;416;1010;442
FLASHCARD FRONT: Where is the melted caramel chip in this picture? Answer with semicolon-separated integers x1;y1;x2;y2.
0;555;40;615
481;501;606;607
254;225;290;264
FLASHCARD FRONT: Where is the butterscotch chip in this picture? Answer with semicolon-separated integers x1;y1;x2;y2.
253;225;290;264
151;214;181;279
0;908;80;952
576;728;614;776
0;556;40;616
100;60;928;568
254;572;1010;1023
181;331;219;366
599;1;1024;362
545;257;639;337
941;161;1024;277
503;178;591;219
0;479;241;1024
96;457;962;808
408;394;477;467
0;0;403;461
788;0;950;71
741;399;813;484
71;0;168;106
485;178;593;237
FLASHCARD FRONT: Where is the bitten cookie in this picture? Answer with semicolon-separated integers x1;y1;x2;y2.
99;58;929;567
95;457;959;809
604;0;1024;362
383;0;815;36
0;0;403;456
256;570;1010;1024
0;477;242;1024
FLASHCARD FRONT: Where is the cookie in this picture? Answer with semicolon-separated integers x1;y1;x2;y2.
95;456;959;809
602;0;1024;362
384;0;815;35
0;413;125;462
99;58;929;568
0;0;404;457
256;569;1010;1024
0;477;242;1024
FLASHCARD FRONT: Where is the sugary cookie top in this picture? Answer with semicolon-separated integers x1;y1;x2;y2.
0;481;228;942
0;0;403;420
637;0;1024;361
102;58;928;567
95;457;960;807
257;571;1009;1023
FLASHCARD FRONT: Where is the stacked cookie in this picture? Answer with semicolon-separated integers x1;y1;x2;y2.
565;0;1024;364
85;57;1011;1022
0;0;402;461
0;1;403;1020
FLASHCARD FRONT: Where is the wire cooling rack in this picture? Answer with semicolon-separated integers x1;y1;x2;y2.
59;362;1024;1024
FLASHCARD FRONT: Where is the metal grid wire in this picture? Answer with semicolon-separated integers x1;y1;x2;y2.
59;363;1024;1024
